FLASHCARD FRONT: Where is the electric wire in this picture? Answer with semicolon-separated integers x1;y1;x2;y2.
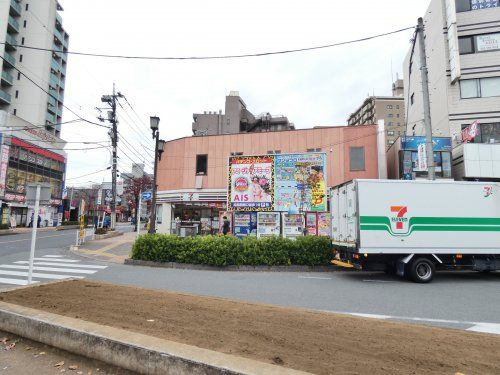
0;26;415;61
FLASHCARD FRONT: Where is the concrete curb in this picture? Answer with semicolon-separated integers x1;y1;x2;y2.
94;231;123;240
125;258;346;272
0;301;311;375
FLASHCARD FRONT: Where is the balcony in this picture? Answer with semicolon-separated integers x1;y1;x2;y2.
59;78;65;89
51;59;61;73
5;33;17;50
1;70;14;86
10;0;21;17
56;12;63;27
47;94;57;107
3;52;16;68
61;52;67;62
7;16;19;33
54;29;64;45
63;37;69;48
56;106;63;117
49;87;58;99
0;89;12;105
46;112;55;124
49;73;59;88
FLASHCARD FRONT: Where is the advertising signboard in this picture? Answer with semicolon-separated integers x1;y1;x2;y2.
228;153;327;213
233;212;257;238
228;156;273;211
471;0;499;10
0;143;10;197
257;212;281;238
317;212;331;237
274;153;327;212
476;33;500;52
401;136;452;151
305;212;318;235
282;213;304;239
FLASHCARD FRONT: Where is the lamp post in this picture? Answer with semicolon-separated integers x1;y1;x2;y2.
149;116;164;234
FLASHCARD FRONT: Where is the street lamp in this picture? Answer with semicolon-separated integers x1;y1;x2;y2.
149;116;164;234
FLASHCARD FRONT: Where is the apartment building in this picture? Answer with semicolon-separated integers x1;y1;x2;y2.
192;91;295;136
404;0;500;146
0;0;69;136
347;80;406;148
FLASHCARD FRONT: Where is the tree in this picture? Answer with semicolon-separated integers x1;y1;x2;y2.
123;175;152;227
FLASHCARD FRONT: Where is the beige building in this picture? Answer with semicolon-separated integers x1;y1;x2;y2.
347;81;406;149
0;0;69;137
404;0;500;146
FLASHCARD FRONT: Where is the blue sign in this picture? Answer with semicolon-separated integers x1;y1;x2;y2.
141;191;152;201
471;0;499;10
401;136;452;151
233;212;257;238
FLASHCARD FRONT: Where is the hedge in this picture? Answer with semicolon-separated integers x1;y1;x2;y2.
131;235;333;267
62;221;80;226
0;224;9;230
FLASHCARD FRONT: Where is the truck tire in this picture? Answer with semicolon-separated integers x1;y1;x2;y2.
409;258;435;283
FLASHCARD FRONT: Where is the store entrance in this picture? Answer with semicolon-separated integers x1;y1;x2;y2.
173;205;223;236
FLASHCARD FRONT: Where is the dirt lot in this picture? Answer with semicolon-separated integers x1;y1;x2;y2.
1;280;499;375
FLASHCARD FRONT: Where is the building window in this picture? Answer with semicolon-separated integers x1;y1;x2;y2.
306;148;322;152
396;114;400;118
195;155;207;175
461;122;500;143
349;147;365;171
457;0;500;12
460;33;500;54
23;20;27;28
267;150;281;154
387;114;394;118
386;105;393;109
396;105;400;109
460;77;500;98
459;36;475;54
13;109;16;115
456;0;471;12
21;37;25;45
19;55;23;63
230;152;243;156
15;90;19;99
25;4;29;11
410;93;415;105
388;131;395;136
17;72;21;80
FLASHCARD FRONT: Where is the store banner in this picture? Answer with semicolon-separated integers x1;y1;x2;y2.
0;144;10;197
228;156;274;211
471;0;499;10
476;33;500;52
274;153;327;212
462;121;479;143
416;143;428;172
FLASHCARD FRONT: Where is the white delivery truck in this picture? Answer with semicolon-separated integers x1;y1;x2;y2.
331;180;500;283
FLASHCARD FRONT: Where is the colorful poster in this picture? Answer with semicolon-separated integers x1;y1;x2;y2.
305;213;318;236
228;156;274;211
282;213;304;239
0;144;10;197
317;213;331;237
274;153;327;212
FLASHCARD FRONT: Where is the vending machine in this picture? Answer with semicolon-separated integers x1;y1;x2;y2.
257;212;281;238
282;213;304;239
305;213;318;236
317;212;331;237
233;212;257;238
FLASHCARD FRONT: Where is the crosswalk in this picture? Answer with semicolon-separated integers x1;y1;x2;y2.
0;255;107;286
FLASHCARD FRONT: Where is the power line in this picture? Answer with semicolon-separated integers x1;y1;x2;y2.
0;26;415;61
66;168;111;181
0;55;110;130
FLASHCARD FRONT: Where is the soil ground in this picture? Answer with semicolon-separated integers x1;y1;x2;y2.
1;280;500;375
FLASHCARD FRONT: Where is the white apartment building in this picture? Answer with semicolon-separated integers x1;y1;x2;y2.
0;0;69;136
404;0;500;146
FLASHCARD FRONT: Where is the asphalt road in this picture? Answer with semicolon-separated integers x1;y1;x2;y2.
1;227;499;332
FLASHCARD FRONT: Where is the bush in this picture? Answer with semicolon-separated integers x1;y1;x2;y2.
62;221;80;226
95;228;108;235
131;235;333;267
0;224;9;230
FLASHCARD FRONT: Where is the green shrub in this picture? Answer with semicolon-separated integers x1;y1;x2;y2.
131;234;333;267
0;224;9;230
62;221;80;226
95;228;108;235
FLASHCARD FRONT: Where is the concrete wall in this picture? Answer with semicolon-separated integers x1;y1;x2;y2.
157;125;380;191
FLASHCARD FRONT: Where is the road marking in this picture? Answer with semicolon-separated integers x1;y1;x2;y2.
298;276;332;280
42;255;64;258
0;265;97;274
0;278;37;286
362;280;395;283
0;270;84;280
0;233;73;244
14;261;107;269
32;258;80;263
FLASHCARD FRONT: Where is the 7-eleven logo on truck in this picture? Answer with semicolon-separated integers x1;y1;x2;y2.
390;206;408;231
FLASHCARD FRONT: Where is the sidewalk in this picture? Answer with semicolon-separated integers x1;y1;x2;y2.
0;226;59;236
71;230;144;264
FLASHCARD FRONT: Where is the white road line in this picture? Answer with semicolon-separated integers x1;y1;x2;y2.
0;270;84;280
14;261;107;269
0;233;72;244
298;276;332;280
42;255;64;258
362;280;395;283
32;258;80;263
0;278;37;286
0;265;96;274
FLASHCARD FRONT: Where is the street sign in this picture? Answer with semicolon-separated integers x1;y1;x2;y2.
141;191;152;201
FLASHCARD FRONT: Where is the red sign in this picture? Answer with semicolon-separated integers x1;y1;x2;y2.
462;121;479;143
11;137;66;163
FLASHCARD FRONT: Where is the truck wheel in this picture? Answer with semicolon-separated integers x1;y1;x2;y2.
409;258;435;283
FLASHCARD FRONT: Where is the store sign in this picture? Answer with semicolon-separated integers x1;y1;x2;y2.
0;144;10;197
401;136;452;151
275;153;327;212
228;156;274;211
182;192;199;202
416;144;428;172
471;0;499;10
476;33;500;52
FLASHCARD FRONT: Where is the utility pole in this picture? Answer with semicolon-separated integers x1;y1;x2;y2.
100;84;123;229
417;17;436;180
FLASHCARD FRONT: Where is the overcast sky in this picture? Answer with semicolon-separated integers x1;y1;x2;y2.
61;0;430;186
